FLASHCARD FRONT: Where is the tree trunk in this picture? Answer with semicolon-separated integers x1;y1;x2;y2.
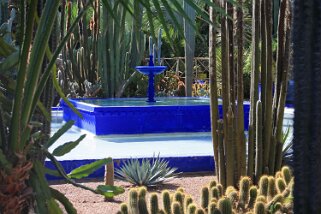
292;0;321;212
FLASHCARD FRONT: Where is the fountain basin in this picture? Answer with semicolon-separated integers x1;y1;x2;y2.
135;66;167;75
61;97;250;135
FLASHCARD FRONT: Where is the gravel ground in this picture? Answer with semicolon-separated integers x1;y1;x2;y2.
50;173;215;214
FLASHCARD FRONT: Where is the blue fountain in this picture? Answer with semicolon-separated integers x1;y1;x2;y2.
135;55;167;102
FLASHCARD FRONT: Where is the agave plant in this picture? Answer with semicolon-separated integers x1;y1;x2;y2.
115;155;179;187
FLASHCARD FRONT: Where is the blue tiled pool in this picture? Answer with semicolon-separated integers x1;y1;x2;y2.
61;97;251;135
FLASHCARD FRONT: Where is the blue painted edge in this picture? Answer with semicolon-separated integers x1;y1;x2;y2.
45;156;215;181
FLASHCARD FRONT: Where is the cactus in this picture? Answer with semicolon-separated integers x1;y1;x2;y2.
172;201;183;214
150;193;159;214
227;190;238;204
281;166;292;185
187;203;197;214
177;187;185;193
216;184;224;198
225;186;236;196
255;100;263;182
211;187;220;200
162;190;171;214
255;196;266;203
267;194;283;208
267;176;276;200
248;186;258;209
174;191;184;208
253;201;265;214
184;195;193;213
258;175;268;196
200;186;209;209
276;178;286;193
196;208;206;214
274;202;283;212
158;210;166;214
138;187;148;214
217;120;226;188
218;198;232;214
129;189;139;214
120;203;129;214
208;202;220;214
239;177;251;207
209;180;217;188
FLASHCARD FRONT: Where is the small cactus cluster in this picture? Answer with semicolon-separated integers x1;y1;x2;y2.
118;166;293;214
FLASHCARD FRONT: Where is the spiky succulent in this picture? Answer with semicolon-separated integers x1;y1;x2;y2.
115;155;179;187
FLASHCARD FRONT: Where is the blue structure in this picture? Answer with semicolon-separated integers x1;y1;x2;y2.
60;98;251;135
135;55;167;102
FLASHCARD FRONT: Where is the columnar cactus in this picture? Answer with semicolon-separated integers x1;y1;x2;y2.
150;193;159;214
253;201;265;214
239;177;251;207
248;186;258;209
162;190;171;214
200;186;209;209
258;175;268;196
129;189;139;214
218;197;232;214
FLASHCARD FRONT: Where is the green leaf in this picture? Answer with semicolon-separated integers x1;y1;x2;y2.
48;199;63;214
0;50;19;72
52;134;86;157
68;158;112;179
96;185;125;198
44;120;74;149
44;167;62;177
50;187;77;214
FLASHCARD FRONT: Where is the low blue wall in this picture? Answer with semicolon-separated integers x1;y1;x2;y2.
61;98;250;135
45;156;215;180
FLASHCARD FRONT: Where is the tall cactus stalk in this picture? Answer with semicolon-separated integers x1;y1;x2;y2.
236;0;246;177
248;0;260;177
209;2;219;178
217;120;226;189
183;0;196;97
255;100;263;182
210;0;291;186
263;0;273;174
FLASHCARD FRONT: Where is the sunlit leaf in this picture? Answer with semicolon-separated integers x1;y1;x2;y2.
96;185;125;198
52;134;86;157
68;158;112;179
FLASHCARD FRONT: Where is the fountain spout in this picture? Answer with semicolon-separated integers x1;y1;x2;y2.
135;55;166;102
